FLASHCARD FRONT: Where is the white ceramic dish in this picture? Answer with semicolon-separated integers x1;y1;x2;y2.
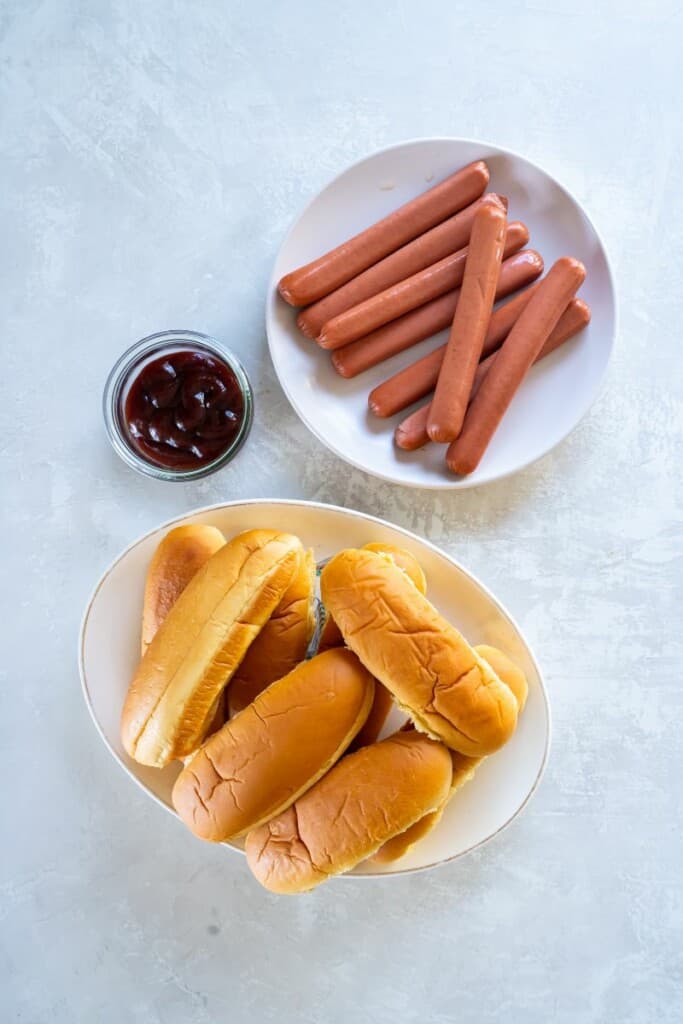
79;499;550;878
266;137;617;489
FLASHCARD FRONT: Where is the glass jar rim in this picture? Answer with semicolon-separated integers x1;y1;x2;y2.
102;330;254;481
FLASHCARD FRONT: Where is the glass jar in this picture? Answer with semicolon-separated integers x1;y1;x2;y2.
103;330;253;481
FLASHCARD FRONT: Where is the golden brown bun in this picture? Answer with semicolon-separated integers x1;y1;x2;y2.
476;644;528;712
140;525;228;763
140;525;226;656
172;649;374;841
227;549;317;717
121;529;303;767
373;645;528;862
317;542;426;653
245;730;452;893
321;549;518;757
362;542;427;593
352;544;428;747
372;750;477;863
321;543;429;747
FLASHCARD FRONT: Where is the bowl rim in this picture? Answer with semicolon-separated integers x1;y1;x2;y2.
265;135;619;490
78;497;552;880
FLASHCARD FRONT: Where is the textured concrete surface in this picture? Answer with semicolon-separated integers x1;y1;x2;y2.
1;1;682;1021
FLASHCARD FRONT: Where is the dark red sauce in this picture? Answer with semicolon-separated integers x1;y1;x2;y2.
123;350;244;469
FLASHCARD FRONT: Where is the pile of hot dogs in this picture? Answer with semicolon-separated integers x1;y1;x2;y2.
278;159;590;475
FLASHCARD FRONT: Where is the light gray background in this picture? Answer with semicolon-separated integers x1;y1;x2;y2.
2;1;681;1021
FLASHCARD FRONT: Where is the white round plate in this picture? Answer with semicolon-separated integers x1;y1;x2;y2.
266;137;617;488
80;499;550;878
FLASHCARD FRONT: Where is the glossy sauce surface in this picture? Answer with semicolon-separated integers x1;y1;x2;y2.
123;350;245;469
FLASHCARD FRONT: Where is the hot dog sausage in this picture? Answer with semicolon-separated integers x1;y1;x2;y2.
277;161;490;307
331;249;544;379
446;259;587;475
394;297;591;452
319;218;524;351
393;403;432;452
368;283;541;418
332;291;457;375
296;195;508;339
427;202;507;442
469;296;591;405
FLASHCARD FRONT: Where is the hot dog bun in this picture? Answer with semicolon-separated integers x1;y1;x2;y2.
373;645;528;863
121;529;303;767
226;549;317;718
140;525;226;656
349;544;428;749
372;749;478;864
140;524;228;756
320;548;518;756
318;543;428;749
172;649;375;841
245;730;452;893
318;542;427;653
476;645;528;712
361;543;427;593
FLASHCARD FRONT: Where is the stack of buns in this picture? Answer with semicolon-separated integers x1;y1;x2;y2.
121;524;529;893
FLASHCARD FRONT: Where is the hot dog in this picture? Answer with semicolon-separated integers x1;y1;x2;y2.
296;195;508;339
428;202;507;442
368;283;541;418
394;297;591;452
393;404;432;451
446;258;587;475
331;249;544;379
469;296;591;405
330;292;456;377
277;161;490;307
318;218;525;351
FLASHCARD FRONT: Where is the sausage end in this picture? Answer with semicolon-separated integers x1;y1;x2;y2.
296;312;317;339
446;446;478;476
278;276;299;306
368;396;387;418
427;421;458;444
330;353;353;378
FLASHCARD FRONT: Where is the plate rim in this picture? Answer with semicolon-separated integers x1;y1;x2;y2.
265;134;619;490
78;497;552;880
